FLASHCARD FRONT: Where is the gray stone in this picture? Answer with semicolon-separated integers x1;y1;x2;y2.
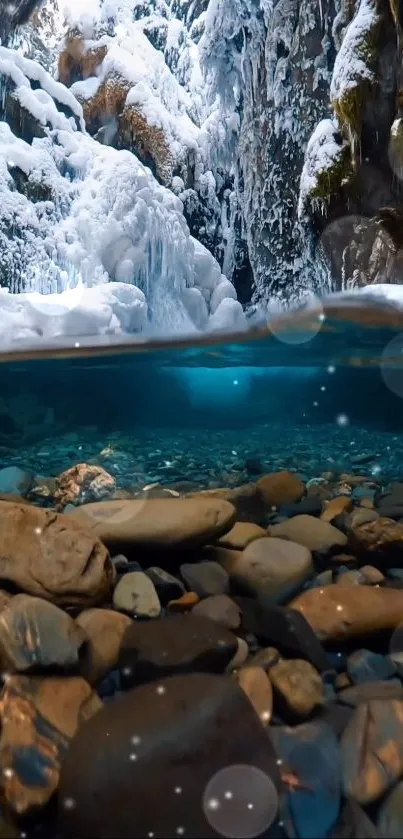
113;572;161;618
218;537;313;603
180;561;229;597
192;594;241;629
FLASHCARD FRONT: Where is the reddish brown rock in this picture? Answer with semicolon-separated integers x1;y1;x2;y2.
269;659;325;718
349;517;403;558
237;666;273;725
167;592;200;612
0;502;113;606
76;609;132;685
55;464;116;506
256;470;305;508
341;699;403;804
187;484;266;524
291;584;403;641
217;521;266;550
321;496;353;522
0;675;101;815
0;595;84;672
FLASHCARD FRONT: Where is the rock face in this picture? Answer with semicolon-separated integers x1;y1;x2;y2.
66;497;236;554
0;595;84;673
219;537;313;603
118;613;238;689
58;673;282;839
0;502;113;606
0;674;101;815
291;584;403;641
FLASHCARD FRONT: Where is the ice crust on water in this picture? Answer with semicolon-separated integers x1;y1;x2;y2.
0;35;243;344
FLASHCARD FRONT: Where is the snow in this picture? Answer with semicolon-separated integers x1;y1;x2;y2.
0;42;243;343
298;118;348;218
330;0;378;105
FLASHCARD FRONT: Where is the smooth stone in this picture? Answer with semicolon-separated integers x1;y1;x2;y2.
226;636;249;671
192;594;241;629
360;565;385;584
335;672;351;690
291;584;403;641
235;599;331;673
0;675;101;815
349;517;403;560
331;799;379;838
270;720;341;838
341;699;403;804
118;614;238;689
346;508;379;529
269;515;347;552
58;673;281;839
338;680;403;707
167;591;200;611
278;496;323;518
76;609;132;685
179;561;229;597
0;501;113;606
187;484;266;524
376;504;403;520
66;497;236;552
321;497;353;523
113;572;161;618
377;780;403;838
336;570;364;586
0;595;84;673
55;463;116;506
310;569;333;588
145;567;184;605
249;646;280;671
220;537;313;603
0;467;32;496
216;521;266;549
237;665;273;725
346;649;396;685
269;659;325;719
317;703;354;738
256;470;305;508
111;554;130;571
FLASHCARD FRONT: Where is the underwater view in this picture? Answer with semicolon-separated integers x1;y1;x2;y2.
4;0;403;838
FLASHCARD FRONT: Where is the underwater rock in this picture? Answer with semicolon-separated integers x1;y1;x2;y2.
321;496;353;522
216;521;266;549
291;584;403;641
118;613;237;689
179;560;229;597
346;649;396;685
278;496;323;518
249;646;281;672
269;515;347;553
338;680;403;707
270;720;341;838
331;799;379;838
227;636;249;671
341;699;403;805
237;666;273;725
0;595;84;673
113;572;161;618
167;591;199;611
236;600;331;673
55;464;116;507
348;517;403;560
58;672;282;839
192;594;241;630
66;497;236;553
145;567;185;605
269;659;325;720
0;674;101;815
219;537;313;603
0;467;32;497
0;502;113;606
188;484;266;524
256;471;305;509
76;609;132;686
377;779;403;838
360;565;385;584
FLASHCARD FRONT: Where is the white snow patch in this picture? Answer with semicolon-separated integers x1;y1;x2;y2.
330;0;379;105
298;118;348;218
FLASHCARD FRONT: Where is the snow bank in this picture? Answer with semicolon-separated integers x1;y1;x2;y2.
0;44;243;340
330;0;379;106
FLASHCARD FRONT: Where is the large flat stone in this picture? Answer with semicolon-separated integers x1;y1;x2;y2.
219;537;313;603
65;497;236;553
291;584;403;641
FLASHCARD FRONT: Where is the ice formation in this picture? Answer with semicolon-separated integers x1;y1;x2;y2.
0;3;244;344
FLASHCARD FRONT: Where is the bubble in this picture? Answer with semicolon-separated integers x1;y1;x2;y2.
336;414;349;427
268;294;325;346
63;797;76;810
380;334;403;400
203;764;278;838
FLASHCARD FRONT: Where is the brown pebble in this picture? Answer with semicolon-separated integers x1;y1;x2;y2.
237;666;273;725
167;592;200;612
337;570;363;587
335;672;351;690
360;565;385;585
321;496;353;522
